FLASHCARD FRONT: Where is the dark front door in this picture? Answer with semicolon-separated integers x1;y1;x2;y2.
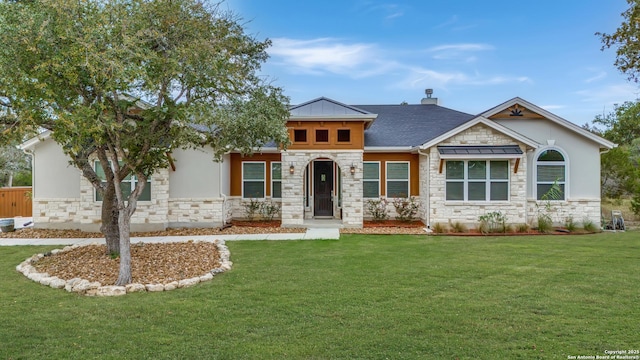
313;161;333;217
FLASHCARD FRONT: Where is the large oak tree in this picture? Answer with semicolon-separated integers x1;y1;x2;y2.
0;0;290;285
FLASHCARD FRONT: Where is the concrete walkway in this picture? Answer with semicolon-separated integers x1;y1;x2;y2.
0;228;340;246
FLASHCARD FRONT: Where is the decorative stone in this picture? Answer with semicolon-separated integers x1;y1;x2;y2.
177;277;200;288
65;278;83;292
125;283;146;293
96;286;126;297
164;281;178;291
145;284;164;292
199;273;214;282
49;278;66;289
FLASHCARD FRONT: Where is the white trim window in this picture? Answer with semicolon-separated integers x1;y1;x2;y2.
536;149;566;200
242;161;266;198
386;161;409;198
363;161;380;198
271;162;282;198
94;161;151;201
445;160;509;201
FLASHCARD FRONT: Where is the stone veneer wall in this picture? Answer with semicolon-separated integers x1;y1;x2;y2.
427;124;529;228
280;150;363;228
33;168;170;232
167;198;227;228
526;199;601;227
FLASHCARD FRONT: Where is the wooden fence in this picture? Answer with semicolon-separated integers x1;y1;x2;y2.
0;187;32;218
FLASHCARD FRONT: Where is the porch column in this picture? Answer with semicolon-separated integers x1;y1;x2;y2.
338;151;363;228
280;152;305;227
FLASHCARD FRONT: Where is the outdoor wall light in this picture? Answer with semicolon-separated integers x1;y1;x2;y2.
350;163;356;175
289;163;295;174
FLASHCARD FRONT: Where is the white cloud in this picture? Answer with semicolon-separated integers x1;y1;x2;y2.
584;71;607;83
576;83;639;104
269;37;393;77
427;43;494;62
540;104;566;111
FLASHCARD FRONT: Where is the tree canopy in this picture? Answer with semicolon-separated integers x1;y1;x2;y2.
598;0;640;82
0;0;291;284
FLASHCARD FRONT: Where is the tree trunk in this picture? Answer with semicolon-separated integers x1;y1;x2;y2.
100;181;120;255
115;208;132;286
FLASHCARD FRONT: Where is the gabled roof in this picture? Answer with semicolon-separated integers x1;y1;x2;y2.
480;97;616;149
289;97;377;128
356;104;475;147
419;116;539;150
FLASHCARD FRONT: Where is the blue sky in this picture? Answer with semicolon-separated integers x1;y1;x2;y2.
225;0;637;126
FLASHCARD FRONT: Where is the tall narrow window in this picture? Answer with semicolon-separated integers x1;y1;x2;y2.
386;162;409;197
271;162;281;198
445;160;509;201
536;149;566;200
95;161;151;201
242;162;265;198
363;162;380;198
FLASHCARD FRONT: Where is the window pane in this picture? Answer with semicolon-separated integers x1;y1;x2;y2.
490;182;508;201
243;181;264;198
538;149;564;161
316;129;329;142
363;181;379;198
387;163;408;180
468;161;486;179
537;184;565;200
272;181;281;198
272;163;281;180
95;162;106;180
490;161;508;179
537;165;565;182
337;129;350;142
468;182;486;201
120;182;132;199
243;163;264;180
387;181;408;197
446;182;464;200
446;161;464;179
363;162;379;180
294;129;307;142
139;182;151;201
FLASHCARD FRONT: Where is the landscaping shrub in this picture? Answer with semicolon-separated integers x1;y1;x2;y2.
365;198;389;221
393;196;420;222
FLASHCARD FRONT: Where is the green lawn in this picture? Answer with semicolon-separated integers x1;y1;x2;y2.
1;233;639;359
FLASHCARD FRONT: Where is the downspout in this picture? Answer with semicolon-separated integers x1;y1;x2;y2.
219;156;228;226
417;148;430;229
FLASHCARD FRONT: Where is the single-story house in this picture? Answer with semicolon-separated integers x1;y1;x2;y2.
20;92;615;231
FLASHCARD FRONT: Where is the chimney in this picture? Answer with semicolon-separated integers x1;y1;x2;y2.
421;88;440;105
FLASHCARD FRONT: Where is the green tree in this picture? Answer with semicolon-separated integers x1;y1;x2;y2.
592;102;640;209
0;143;31;187
598;0;640;82
0;0;290;285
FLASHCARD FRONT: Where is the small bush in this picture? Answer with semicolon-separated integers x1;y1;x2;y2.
515;223;529;233
365;198;389;221
432;222;447;234
261;201;281;221
393;196;420;222
242;199;280;221
564;216;576;232
478;211;507;233
582;218;598;232
449;221;467;233
242;198;262;221
537;215;553;233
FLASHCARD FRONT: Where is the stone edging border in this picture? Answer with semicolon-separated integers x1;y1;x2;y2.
15;240;232;297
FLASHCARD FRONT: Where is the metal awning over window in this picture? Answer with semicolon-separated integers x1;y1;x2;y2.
437;145;523;159
437;145;524;173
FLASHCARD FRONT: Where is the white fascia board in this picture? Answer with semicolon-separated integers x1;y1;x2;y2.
19;130;52;151
419;117;539;150
289;114;377;120
364;146;414;153
480;97;616;149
